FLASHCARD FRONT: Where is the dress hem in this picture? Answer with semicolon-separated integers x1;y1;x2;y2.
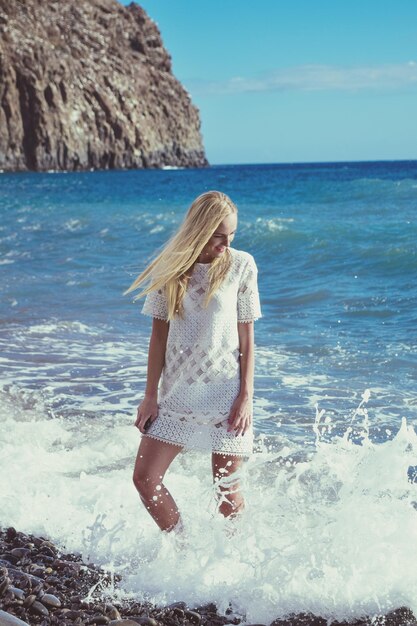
142;432;184;448
142;432;252;457
142;312;169;321
238;317;262;323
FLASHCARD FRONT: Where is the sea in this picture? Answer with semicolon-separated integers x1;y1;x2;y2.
1;161;417;624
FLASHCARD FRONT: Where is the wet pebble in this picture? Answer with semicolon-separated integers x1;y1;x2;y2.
11;570;41;585
31;582;44;596
5;529;17;542
29;562;45;574
105;605;122;620
0;609;30;626
9;550;30;562
167;601;187;610
41;593;61;608
184;610;201;625
40;541;56;553
45;574;60;584
39;545;55;558
8;589;24;602
30;599;49;616
87;615;110;625
59;609;83;619
22;595;36;609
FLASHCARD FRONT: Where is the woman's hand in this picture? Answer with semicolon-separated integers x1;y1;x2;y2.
135;393;159;433
227;393;252;437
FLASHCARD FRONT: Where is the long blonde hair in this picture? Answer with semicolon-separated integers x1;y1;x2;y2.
123;190;238;320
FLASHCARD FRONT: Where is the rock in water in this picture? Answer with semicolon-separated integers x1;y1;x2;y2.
0;0;208;171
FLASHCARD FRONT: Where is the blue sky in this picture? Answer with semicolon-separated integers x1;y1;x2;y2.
119;0;417;164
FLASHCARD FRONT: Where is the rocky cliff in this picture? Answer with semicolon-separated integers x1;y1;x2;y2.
0;0;208;171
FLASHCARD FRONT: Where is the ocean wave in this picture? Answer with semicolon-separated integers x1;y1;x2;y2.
255;216;295;232
274;289;332;307
63;218;89;232
24;320;96;335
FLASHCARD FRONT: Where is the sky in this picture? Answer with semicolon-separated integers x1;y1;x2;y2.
119;0;417;165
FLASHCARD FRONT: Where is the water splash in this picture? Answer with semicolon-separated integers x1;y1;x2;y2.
2;387;417;623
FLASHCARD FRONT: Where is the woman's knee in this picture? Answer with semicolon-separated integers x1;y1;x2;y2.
132;466;161;498
133;438;182;498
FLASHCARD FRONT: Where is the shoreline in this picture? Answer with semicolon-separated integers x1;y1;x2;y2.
0;527;415;626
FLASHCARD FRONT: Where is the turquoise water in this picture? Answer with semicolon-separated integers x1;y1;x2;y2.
1;162;417;622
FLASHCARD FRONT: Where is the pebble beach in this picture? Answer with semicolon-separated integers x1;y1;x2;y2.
1;528;416;626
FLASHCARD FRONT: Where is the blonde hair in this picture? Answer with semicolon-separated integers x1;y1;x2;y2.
123;190;238;320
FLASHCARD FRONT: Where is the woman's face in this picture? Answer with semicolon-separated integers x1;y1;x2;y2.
198;213;238;262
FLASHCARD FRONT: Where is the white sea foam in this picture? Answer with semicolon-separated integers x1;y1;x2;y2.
254;216;294;232
149;225;165;234
23;322;94;336
1;382;417;624
63;218;86;232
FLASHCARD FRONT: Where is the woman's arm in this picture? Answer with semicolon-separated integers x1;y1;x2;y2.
135;318;170;433
237;321;255;398
227;321;255;437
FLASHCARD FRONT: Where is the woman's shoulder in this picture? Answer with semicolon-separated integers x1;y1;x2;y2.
229;247;257;268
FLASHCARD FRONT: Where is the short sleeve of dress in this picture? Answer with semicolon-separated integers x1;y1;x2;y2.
141;287;168;321
237;256;262;322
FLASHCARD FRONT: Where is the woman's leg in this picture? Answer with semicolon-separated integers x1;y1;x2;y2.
211;453;245;518
133;436;183;532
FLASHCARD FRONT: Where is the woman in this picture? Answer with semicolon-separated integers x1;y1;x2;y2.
124;190;261;535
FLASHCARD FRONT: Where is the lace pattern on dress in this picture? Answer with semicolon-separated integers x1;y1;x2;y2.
141;287;168;321
144;414;254;457
237;257;262;322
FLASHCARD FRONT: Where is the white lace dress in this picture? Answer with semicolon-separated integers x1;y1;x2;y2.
141;247;262;457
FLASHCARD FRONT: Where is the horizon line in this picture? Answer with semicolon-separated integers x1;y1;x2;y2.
1;157;416;176
209;157;417;167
